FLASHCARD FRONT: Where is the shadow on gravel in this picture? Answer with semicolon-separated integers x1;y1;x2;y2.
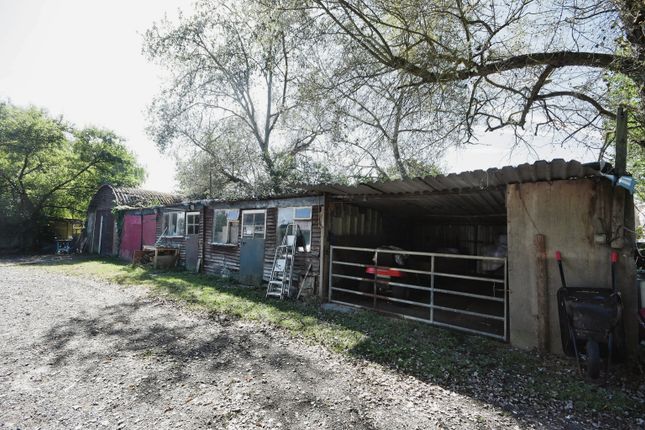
38;295;353;423
31;255;645;428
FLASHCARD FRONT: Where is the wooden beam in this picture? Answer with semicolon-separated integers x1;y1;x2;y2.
534;234;549;352
615;106;628;176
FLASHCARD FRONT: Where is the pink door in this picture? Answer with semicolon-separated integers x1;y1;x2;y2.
142;214;157;246
119;215;142;261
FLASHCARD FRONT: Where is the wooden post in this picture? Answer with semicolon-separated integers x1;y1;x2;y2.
319;197;331;300
97;215;104;255
534;234;549;352
615;106;627;176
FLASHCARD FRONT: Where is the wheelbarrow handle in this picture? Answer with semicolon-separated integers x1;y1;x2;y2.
555;250;567;289
611;250;618;292
611;251;619;263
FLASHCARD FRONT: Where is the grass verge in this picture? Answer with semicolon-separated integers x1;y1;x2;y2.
42;256;643;418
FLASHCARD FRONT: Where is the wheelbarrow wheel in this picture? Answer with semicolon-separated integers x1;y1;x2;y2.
585;339;601;379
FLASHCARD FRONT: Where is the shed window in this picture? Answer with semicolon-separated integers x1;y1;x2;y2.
277;206;312;252
294;206;312;220
163;211;185;237
212;209;239;244
186;212;200;235
242;210;266;239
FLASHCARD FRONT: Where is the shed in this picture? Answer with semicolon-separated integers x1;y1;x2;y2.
201;194;323;286
149;201;204;270
86;185;183;256
310;159;638;356
149;194;324;286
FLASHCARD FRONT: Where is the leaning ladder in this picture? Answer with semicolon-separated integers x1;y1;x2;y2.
266;223;299;299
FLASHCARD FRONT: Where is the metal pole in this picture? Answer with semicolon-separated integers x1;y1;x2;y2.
503;259;508;342
430;255;435;323
373;250;379;309
328;246;334;302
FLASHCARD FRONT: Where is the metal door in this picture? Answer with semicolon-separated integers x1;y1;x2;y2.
239;210;266;285
240;238;265;285
185;235;200;272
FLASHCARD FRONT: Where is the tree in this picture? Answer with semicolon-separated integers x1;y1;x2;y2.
309;0;645;149
144;0;328;197
0;102;144;250
310;39;457;179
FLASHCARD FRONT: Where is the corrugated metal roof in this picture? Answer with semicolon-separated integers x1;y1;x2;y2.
110;186;184;207
314;159;610;218
308;159;607;197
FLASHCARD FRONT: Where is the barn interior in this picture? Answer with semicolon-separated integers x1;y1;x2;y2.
325;183;509;339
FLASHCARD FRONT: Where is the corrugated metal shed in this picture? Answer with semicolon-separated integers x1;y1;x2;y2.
110;186;184;207
313;160;608;217
309;159;606;197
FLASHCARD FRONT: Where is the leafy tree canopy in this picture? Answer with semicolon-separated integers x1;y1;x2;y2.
0;101;145;249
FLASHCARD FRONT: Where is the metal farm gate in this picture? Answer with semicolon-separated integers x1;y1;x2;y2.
329;246;508;340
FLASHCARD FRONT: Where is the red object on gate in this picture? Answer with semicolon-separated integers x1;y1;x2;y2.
555;251;562;261
365;266;404;277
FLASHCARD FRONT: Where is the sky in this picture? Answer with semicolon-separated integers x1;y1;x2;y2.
0;0;594;193
0;0;188;191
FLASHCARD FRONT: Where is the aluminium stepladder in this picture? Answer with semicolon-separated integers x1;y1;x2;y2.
266;223;299;299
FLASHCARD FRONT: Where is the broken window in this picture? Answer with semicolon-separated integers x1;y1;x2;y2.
212;209;239;244
277;206;312;252
163;211;185;237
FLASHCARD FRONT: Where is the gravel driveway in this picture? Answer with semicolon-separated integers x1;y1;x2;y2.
0;262;623;429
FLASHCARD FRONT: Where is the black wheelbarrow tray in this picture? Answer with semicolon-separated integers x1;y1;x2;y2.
555;251;625;378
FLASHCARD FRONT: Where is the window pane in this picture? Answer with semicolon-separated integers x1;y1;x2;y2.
242;213;254;238
170;213;177;235
227;209;239;221
213;210;227;243
295;220;312;252
254;212;265;238
294;207;312;220
277;207;294;245
242;211;265;238
177;213;185;236
229;222;239;244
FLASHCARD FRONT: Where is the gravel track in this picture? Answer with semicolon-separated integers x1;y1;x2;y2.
0;261;635;429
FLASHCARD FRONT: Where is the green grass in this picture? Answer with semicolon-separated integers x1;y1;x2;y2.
41;256;644;417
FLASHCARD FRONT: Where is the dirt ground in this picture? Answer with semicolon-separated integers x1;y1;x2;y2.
0;261;639;429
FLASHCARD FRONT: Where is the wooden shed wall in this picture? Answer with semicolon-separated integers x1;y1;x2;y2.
155;208;188;266
202;204;322;286
202;207;240;275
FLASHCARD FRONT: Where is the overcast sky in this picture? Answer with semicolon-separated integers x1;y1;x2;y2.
0;0;595;192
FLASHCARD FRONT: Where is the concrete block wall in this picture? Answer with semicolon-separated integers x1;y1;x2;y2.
507;179;638;357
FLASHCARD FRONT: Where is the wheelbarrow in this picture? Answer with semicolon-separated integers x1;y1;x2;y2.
555;251;625;378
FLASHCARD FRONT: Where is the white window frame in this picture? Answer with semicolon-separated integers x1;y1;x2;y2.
186;211;200;235
241;209;267;239
211;209;240;245
162;211;185;237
